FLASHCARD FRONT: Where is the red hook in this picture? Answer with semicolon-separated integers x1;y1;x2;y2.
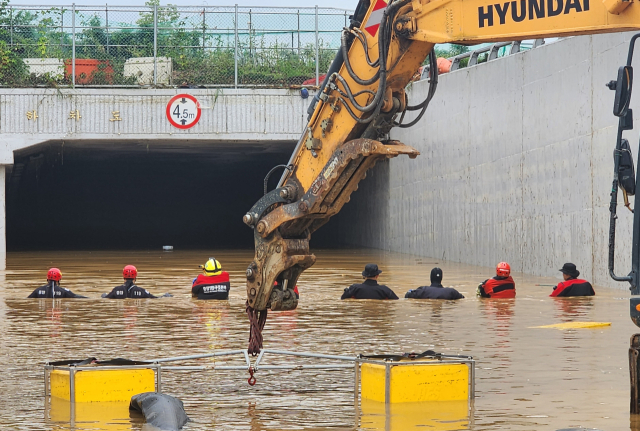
247;367;257;386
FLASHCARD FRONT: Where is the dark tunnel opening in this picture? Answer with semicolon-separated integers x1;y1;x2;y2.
6;140;301;251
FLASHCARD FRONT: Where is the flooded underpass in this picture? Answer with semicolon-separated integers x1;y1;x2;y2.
0;248;636;430
6;140;297;250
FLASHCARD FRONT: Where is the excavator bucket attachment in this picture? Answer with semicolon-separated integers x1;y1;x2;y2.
245;138;419;312
246;234;315;312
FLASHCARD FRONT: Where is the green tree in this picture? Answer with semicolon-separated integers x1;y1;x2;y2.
78;15;108;59
434;43;469;59
136;0;180;27
0;0;28;85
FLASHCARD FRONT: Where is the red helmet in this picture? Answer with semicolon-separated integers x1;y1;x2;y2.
123;265;138;279
47;268;62;282
496;262;511;277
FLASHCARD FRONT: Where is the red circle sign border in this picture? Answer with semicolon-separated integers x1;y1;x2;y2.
166;94;202;129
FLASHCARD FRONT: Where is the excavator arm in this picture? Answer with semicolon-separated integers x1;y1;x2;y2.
243;0;640;354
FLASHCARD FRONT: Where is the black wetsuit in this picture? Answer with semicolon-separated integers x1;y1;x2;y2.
341;279;399;300
405;283;464;299
27;282;86;298
105;280;156;299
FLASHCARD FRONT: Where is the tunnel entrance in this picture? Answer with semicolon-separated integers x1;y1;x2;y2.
6;140;297;250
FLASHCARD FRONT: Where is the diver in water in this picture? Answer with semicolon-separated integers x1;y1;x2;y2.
27;268;87;298
191;258;230;300
103;265;158;299
405;267;464;300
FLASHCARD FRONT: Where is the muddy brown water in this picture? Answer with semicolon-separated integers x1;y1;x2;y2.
0;248;637;430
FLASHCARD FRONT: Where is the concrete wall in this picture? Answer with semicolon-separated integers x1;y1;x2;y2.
331;32;640;288
0;88;309;163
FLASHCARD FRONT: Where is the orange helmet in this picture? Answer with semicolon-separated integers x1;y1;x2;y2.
496;262;511;277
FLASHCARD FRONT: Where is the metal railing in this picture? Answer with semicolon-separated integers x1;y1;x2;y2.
422;39;548;79
44;348;476;402
0;4;353;88
451;39;545;71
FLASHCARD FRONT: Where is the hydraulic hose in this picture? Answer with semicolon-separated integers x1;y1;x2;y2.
335;74;383;113
351;28;379;68
338;97;379;124
334;84;378;123
343;88;376;98
309;0;406;127
341;30;380;86
397;49;438;128
263;164;293;195
336;0;407;116
305;0;371;121
306;49;344;120
406;49;439;111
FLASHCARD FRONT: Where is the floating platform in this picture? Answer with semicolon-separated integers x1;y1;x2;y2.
532;321;612;330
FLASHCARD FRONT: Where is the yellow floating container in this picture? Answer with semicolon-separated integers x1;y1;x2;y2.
359;358;473;404
49;367;156;402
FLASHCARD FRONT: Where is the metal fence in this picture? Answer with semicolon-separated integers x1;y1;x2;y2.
0;4;352;88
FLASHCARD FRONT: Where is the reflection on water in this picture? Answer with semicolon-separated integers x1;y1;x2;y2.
47;398;139;430
360;399;469;431
0;249;638;430
553;297;595;321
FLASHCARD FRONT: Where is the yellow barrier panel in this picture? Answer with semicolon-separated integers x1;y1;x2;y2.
50;368;155;402
361;361;469;403
360;399;469;431
532;322;612;330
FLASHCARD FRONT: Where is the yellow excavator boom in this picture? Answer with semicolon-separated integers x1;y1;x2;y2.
242;0;640;354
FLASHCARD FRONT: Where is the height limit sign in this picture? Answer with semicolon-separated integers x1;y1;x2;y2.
166;94;202;129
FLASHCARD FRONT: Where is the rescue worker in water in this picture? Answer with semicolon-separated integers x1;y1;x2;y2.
405;267;464;300
550;263;595;297
191;258;230;300
27;268;87;298
341;264;399;300
103;265;157;299
477;262;516;298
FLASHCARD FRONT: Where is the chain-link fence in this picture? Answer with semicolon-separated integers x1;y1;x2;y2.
0;4;352;87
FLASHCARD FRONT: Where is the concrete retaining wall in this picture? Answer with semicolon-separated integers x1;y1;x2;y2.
330;32;640;288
